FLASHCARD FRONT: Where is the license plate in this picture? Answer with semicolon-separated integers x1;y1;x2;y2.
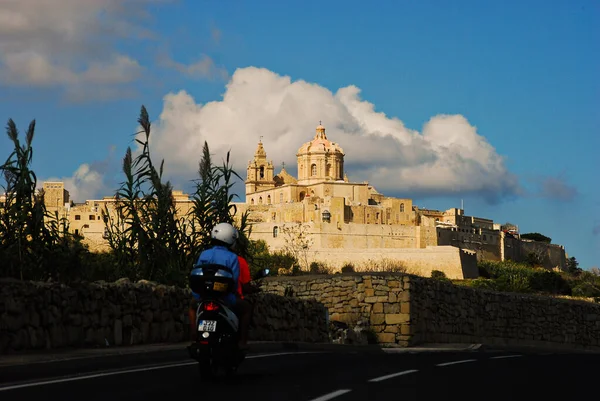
213;282;228;292
198;320;217;332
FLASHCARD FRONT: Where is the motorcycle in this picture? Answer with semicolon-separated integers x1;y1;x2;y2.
187;263;269;379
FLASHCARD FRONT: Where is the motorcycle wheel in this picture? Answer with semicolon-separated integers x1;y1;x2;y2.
225;364;238;377
198;357;219;380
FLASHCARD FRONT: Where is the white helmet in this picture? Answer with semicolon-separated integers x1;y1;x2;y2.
210;222;239;246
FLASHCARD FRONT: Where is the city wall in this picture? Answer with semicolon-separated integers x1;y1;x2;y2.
261;274;600;351
306;246;478;280
503;237;567;270
0;278;329;354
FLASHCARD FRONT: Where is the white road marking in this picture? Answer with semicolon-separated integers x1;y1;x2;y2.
436;359;477;367
368;369;419;382
0;351;325;392
309;389;352;401
490;354;522;359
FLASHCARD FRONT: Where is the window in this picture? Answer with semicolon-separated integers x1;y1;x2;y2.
311;164;317;176
89;215;95;220
326;164;332;176
75;215;81;220
259;197;263;204
267;195;271;204
273;226;278;237
400;203;405;212
250;198;255;205
259;166;265;179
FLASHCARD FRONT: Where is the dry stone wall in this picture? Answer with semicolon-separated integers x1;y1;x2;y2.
261;273;600;351
0;278;329;354
408;277;600;351
261;274;413;345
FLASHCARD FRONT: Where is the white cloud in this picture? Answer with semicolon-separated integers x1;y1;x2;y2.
0;0;166;99
38;145;120;203
158;54;228;81
44;164;107;203
140;67;522;201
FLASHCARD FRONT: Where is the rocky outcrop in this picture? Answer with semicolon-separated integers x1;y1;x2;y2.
0;278;328;354
261;273;600;351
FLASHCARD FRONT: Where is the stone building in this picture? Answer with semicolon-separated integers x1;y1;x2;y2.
0;123;567;278
230;123;567;275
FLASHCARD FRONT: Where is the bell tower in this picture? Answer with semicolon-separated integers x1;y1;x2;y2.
246;138;275;196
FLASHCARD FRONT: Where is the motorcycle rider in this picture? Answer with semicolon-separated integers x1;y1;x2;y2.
188;222;252;351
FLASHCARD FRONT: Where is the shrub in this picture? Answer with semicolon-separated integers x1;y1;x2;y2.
572;283;600;298
469;278;499;291
475;260;571;295
529;269;572;295
431;270;450;282
341;263;355;273
309;261;333;275
359;258;408;273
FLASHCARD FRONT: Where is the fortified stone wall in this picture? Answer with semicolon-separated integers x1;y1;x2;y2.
305;246;478;279
261;274;600;351
503;237;567;271
0;278;329;354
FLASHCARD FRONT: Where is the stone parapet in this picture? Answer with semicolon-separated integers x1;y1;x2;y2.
260;273;600;350
0;278;329;354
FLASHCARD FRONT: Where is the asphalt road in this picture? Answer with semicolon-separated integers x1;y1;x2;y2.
0;346;597;400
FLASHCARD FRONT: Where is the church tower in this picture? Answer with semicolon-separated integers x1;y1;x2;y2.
246;139;275;196
296;122;345;185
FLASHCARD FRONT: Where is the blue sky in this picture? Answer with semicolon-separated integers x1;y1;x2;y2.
0;0;598;269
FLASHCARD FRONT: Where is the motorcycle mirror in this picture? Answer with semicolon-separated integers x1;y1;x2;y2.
256;268;270;279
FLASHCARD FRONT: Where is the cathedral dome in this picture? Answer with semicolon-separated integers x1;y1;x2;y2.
297;123;345;156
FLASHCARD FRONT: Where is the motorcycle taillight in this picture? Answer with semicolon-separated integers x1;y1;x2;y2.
202;301;219;311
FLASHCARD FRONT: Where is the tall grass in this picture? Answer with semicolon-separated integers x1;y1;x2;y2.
0;119;86;282
1;106;250;286
101;106;251;287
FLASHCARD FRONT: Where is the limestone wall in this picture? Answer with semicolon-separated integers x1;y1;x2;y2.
0;278;328;354
307;246;478;279
261;274;411;345
437;227;502;261
408;277;600;350
503;236;567;271
261;274;600;351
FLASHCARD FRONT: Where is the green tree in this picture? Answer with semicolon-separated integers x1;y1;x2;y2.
566;256;581;275
280;222;313;271
521;232;552;243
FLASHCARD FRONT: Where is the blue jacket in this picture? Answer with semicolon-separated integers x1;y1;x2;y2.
191;245;240;305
